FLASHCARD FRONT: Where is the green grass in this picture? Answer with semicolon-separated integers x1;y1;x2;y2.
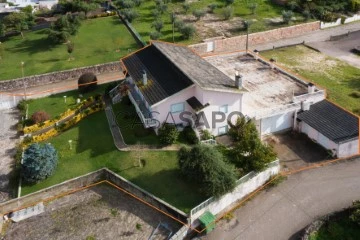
261;45;360;115
0;16;139;81
21;111;206;213
130;0;307;44
26;82;115;118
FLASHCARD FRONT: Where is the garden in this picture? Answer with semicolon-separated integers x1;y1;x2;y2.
261;45;360;115
0;16;138;81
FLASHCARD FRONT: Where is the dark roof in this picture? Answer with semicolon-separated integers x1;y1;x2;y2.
186;96;209;112
122;45;194;105
297;100;359;143
152;42;238;92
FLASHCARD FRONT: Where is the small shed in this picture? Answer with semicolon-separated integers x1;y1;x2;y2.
297;100;359;158
198;211;216;234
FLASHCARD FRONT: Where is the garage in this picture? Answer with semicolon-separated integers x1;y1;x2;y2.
260;111;294;135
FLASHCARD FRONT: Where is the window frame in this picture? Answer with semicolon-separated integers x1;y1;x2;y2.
170;102;185;113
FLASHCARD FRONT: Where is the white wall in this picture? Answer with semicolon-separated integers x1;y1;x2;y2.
338;138;359;158
260;111;294;135
344;14;360;24
320;18;341;29
0;94;22;110
190;160;280;223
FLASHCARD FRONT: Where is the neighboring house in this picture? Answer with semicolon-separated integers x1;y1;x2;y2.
297;100;359;158
7;0;58;9
0;3;18;16
110;41;358;157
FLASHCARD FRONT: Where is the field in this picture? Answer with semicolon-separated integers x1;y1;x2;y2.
131;0;306;44
261;45;360;115
21;111;206;213
0;17;138;81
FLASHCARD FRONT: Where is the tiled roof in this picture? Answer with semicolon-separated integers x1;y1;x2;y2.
297;100;359;143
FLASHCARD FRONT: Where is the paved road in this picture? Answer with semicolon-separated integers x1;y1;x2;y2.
253;21;360;51
202;157;360;240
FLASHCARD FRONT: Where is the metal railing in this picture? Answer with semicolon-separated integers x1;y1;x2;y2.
128;91;157;128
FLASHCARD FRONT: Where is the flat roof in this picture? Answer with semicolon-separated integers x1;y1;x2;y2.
297;100;359;143
204;52;309;112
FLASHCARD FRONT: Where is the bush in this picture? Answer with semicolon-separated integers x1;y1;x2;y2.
248;3;258;15
31;111;50;124
150;31;161;40
282;10;294;24
182;3;190;13
121;8;139;22
192;9;206;21
200;129;212;140
151;20;164;32
182;126;199;144
22;143;58;183
78;72;98;93
222;6;233;20
208;3;218;13
224;0;234;5
158;123;179;145
174;19;185;30
179;24;196;39
178;145;237;197
350;200;360;225
302;10;311;21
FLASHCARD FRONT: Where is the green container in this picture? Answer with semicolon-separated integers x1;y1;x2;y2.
199;211;216;234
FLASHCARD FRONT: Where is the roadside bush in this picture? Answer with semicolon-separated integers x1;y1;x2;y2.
192;9;206;21
150;31;161;40
31;111;50;124
179;24;196;39
22;143;58;183
158;123;179;145
182;126;199;144
78;72;98;93
282;10;293;24
222;6;233;20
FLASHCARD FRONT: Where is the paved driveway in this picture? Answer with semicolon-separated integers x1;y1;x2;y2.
202;157;360;240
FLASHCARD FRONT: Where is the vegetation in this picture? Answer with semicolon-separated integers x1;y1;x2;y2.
22;143;58;183
228;117;277;172
21;112;206;213
1;6;35;38
261;45;360;115
282;10;294;24
31;111;50;124
158;123;179;145
47;14;81;44
78;72;98;93
0;17;138;81
182;126;199;145
178;145;237;197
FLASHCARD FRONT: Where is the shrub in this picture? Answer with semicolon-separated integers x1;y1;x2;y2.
282;10;294;24
150;31;161;40
179;24;196;39
350;92;360;98
182;3;190;13
31;111;50;124
192;9;206;21
174;19;185;30
200;129;212;140
302;10;311;21
208;3;218;13
156;2;168;14
158;123;179;145
121;8;139;22
350;200;360;225
117;0;135;9
183;126;199;144
178;145;237;197
248;3;258;15
151;20;164;32
224;0;234;5
22;143;58;183
78;72;98;93
222;6;233;20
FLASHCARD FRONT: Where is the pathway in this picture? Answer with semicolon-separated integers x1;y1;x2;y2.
202;157;360;240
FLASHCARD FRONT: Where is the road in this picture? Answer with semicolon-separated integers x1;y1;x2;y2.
202;157;360;240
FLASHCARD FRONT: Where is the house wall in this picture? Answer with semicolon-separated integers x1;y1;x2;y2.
260;111;294;135
338;138;359;158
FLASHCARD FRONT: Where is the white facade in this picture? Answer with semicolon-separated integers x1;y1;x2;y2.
7;0;58;8
299;122;359;158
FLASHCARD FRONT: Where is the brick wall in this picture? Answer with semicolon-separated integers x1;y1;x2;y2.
0;61;122;91
190;21;320;55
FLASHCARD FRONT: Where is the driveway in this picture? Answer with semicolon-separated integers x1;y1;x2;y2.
201;157;360;240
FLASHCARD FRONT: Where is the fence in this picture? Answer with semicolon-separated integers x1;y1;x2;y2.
320;14;360;29
189;160;280;224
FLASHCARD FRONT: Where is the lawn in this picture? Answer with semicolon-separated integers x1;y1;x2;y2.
130;0;306;44
0;16;139;81
261;45;360;115
21;110;206;213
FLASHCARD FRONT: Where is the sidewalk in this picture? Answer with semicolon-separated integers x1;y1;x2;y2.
253;21;360;51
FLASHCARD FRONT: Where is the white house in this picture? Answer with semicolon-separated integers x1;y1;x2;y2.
7;0;58;9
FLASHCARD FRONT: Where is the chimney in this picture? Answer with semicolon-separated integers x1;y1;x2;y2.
301;101;310;111
235;71;243;89
142;69;147;86
308;83;315;94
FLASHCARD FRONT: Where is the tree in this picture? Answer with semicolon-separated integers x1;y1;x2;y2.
221;6;233;20
31;111;50;124
228;117;277;172
22;143;58;183
150;31;161;40
208;3;218;13
121;8;139;22
182;126;199;144
192;9;206;21
78;72;98;93
282;10;294;24
67;41;74;60
182;3;190;13
3;12;30;38
47;14;81;43
158;123;179;145
151;20;164;32
179;24;196;39
0;21;5;37
178;145;237;197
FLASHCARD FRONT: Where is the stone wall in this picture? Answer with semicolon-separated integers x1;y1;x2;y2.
0;61;123;91
189;21;320;55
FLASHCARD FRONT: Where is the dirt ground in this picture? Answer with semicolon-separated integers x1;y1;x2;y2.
2;184;182;240
265;131;331;171
307;30;360;68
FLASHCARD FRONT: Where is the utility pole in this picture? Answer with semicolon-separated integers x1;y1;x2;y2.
244;21;250;53
21;61;27;100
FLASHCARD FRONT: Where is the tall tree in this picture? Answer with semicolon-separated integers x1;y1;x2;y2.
47;14;81;43
3;12;30;38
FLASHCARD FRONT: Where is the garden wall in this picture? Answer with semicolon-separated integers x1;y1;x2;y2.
189;22;320;55
189;160;280;224
0;61;123;91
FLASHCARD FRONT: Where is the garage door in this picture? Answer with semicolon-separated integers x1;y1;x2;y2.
261;112;293;135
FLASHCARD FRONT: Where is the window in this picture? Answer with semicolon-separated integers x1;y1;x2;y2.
219;105;228;113
218;126;228;135
170;103;185;113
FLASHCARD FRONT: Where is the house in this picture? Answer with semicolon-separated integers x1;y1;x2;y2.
110;41;359;157
0;3;18;16
297;100;359;158
7;0;58;9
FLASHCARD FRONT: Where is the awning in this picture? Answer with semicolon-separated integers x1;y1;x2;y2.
186;96;209;112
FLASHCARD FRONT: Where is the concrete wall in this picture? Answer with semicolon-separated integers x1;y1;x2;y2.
320;18;342;29
189;22;320;55
260;111;294;135
344;14;360;24
189;160;280;223
0;61;122;91
338;138;359;158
